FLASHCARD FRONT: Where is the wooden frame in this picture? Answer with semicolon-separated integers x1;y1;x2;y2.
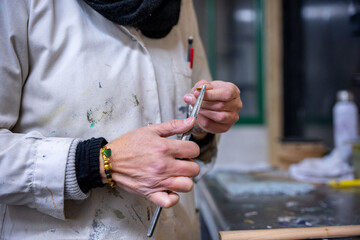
265;0;283;166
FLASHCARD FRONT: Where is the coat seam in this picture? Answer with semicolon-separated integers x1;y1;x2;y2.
0;205;7;238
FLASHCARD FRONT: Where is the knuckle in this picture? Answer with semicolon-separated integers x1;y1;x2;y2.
223;89;234;101
185;181;194;192
234;114;239;123
162;199;173;208
189;141;200;157
237;100;243;110
216;113;227;123
146;177;159;188
233;85;241;95
155;142;170;154
217;102;226;110
194;164;201;177
150;161;168;174
201;120;212;130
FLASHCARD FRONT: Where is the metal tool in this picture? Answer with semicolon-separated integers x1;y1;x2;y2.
147;85;207;238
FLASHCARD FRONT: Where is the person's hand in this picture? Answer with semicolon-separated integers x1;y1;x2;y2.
184;80;242;138
99;118;201;208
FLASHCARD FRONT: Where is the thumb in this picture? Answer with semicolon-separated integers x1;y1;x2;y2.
150;117;195;138
148;191;180;208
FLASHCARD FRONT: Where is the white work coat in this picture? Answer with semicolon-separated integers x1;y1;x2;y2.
0;0;215;239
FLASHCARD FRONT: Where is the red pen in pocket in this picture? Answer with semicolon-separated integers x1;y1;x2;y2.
190;47;194;69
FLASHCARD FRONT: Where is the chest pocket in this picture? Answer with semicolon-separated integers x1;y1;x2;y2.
172;59;193;119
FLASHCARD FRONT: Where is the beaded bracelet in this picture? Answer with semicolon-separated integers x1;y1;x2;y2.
101;146;116;188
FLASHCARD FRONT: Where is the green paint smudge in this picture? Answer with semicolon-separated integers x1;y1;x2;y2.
113;210;125;219
132;94;139;107
86;99;114;127
108;188;124;199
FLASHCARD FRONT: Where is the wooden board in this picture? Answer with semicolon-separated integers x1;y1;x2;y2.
219;225;360;240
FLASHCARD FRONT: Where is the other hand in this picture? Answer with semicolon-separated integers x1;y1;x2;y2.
184;80;243;137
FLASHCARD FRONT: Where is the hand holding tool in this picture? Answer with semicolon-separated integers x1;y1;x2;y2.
147;85;207;238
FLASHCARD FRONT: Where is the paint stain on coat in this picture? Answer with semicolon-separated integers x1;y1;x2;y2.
113;210;125;219
147;207;151;221
45;186;57;209
90;219;108;240
131;205;143;225
38;105;68;126
108;188;124;199
87;98;114;127
178;106;187;114
132;94;139;107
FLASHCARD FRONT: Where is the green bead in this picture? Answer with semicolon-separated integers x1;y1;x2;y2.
103;148;111;158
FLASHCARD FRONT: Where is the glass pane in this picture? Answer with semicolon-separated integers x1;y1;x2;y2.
216;0;259;118
194;0;262;122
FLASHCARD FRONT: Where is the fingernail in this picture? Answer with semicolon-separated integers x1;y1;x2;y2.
184;117;195;125
184;95;192;102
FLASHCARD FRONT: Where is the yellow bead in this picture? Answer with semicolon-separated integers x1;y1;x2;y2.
104;159;109;164
104;164;110;170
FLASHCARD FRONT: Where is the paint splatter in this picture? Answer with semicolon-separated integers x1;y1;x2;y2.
38;105;68;126
283;210;295;215
132;94;139;107
113;210;125;219
178;106;187;114
108;188;124;199
244;211;258;217
244;219;255;224
215;172;315;196
87;98;114;127
90;219;109;240
131;206;143;225
81;88;90;96
286;201;299;208
147;207;151;221
296;219;312;226
94;209;103;218
45;186;57;209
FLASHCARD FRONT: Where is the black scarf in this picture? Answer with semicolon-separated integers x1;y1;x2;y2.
83;0;181;38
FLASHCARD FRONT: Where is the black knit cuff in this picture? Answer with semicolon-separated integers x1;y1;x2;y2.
75;137;107;193
190;133;215;149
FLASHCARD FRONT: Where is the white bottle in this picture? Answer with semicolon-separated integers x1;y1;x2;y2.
333;90;358;161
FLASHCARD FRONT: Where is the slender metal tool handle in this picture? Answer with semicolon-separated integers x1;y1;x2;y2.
147;206;162;237
146;85;207;238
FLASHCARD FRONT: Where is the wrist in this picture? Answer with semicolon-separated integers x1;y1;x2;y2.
75;137;107;193
99;148;108;184
99;145;116;188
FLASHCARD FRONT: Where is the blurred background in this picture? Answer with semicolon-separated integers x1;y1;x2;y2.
192;1;360;239
193;0;360;170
